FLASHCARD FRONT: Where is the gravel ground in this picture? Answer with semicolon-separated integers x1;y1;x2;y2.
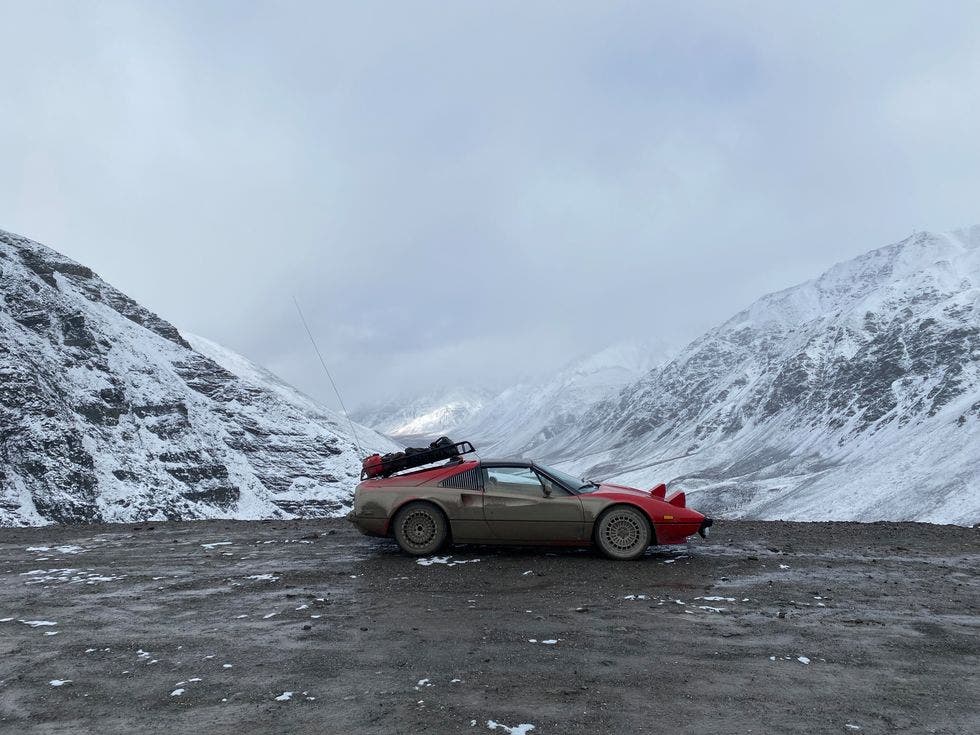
0;519;977;734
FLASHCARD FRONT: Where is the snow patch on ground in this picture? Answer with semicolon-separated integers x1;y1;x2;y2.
21;568;124;586
487;721;536;735
27;545;83;555
417;556;481;567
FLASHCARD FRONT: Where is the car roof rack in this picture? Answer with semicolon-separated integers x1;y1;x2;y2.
363;440;477;479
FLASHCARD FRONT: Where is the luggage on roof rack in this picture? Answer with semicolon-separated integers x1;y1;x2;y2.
361;437;476;480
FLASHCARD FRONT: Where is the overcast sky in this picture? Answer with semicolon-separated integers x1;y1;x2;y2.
2;1;979;410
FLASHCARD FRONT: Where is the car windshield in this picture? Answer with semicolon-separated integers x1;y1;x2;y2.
535;463;596;494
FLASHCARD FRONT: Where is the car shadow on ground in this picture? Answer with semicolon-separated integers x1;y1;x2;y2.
361;536;700;563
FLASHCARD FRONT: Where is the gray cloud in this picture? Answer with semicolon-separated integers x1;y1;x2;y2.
2;1;979;409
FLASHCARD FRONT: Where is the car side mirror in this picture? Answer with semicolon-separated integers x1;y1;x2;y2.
542;487;552;498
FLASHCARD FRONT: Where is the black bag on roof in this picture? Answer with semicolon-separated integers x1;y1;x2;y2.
362;438;476;479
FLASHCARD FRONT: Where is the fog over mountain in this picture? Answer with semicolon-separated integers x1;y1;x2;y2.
3;3;979;406
453;339;672;457
352;387;493;445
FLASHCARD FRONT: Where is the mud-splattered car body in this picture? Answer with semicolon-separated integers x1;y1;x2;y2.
348;458;712;559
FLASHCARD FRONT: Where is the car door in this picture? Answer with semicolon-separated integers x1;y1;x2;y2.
433;465;493;542
482;465;585;542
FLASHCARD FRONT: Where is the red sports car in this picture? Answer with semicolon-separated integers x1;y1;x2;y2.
349;445;712;560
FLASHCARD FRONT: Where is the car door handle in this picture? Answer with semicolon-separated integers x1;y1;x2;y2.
493;499;537;507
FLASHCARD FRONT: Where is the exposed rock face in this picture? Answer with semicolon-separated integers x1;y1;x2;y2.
0;229;396;526
540;228;980;524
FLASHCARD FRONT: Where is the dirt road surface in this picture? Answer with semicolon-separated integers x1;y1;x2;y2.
0;519;976;734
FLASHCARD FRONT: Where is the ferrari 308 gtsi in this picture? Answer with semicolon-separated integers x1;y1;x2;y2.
349;440;712;560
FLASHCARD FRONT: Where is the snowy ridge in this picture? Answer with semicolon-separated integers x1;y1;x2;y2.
354;340;670;454
353;387;492;444
454;339;672;458
542;227;980;525
183;332;388;447
0;229;397;526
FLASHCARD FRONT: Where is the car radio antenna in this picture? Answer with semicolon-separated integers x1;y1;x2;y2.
292;295;363;457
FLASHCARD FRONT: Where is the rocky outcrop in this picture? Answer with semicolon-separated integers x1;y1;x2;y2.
0;229;396;526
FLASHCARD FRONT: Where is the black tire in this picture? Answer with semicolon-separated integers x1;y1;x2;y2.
594;505;652;560
392;501;449;556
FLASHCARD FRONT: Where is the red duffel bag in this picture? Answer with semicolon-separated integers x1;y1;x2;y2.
361;453;384;479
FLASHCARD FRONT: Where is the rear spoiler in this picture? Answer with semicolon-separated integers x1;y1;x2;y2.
649;483;686;507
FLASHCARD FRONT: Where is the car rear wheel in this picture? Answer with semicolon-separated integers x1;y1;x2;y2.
595;505;651;560
392;501;449;556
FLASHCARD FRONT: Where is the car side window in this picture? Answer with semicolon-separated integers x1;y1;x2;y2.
483;467;547;497
537;473;571;497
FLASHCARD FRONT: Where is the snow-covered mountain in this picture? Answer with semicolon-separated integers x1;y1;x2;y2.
455;339;672;458
353;341;669;455
0;229;396;526
543;228;980;525
353;387;492;445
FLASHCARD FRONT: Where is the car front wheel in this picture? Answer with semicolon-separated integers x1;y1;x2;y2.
392;501;449;556
595;505;652;560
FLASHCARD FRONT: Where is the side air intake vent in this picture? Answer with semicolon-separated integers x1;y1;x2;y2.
440;468;481;491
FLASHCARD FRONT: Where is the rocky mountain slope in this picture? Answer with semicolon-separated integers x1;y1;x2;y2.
0;229;396;526
543;228;980;524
